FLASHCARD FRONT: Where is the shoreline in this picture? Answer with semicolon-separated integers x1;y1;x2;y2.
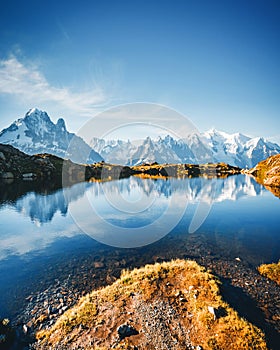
10;242;280;349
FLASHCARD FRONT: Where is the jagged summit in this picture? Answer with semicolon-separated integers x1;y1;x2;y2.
0;108;103;164
91;129;280;167
56;118;66;131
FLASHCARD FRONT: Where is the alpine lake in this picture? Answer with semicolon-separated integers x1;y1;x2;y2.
0;172;280;348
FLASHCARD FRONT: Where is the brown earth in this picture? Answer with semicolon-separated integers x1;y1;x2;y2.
34;260;267;350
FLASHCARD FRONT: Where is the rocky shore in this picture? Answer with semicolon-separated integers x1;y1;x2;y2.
0;144;242;184
32;260;268;350
6;237;279;350
132;162;241;178
0;144;132;184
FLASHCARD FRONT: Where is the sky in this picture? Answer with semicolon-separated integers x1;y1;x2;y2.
0;0;279;142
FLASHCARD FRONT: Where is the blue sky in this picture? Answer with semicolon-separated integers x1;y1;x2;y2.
0;0;279;141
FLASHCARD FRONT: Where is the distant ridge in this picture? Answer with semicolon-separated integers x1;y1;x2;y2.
91;129;280;167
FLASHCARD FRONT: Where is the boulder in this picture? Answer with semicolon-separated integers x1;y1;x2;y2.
264;176;280;187
1;172;14;179
266;166;280;177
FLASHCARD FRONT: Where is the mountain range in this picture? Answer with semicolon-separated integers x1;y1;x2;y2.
91;130;280;168
0;108;279;168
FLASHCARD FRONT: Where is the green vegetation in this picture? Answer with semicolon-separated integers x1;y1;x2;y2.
36;259;267;350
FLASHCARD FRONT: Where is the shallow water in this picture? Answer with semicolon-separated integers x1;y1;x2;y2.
0;174;280;320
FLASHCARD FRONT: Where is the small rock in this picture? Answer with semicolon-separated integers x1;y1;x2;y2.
23;324;28;334
0;152;6;161
94;261;104;268
208;306;217;320
25;295;33;302
26;321;33;328
0;334;6;343
117;324;139;340
2;318;9;326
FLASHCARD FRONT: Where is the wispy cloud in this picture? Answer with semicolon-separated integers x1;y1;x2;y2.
0;55;109;116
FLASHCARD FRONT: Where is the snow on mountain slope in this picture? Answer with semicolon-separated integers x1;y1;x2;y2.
90;134;212;166
90;128;280;167
91;137;137;165
0;108;103;164
203;129;280;168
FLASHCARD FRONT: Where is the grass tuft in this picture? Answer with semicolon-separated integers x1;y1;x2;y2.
258;260;280;285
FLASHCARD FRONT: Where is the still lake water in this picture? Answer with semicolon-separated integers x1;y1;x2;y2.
0;174;280;320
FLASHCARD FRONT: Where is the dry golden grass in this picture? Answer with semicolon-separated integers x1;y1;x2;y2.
251;154;280;183
258;261;280;285
36;259;267;350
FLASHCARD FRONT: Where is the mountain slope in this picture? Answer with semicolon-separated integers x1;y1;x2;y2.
91;135;212;165
0;108;103;164
203;129;280;168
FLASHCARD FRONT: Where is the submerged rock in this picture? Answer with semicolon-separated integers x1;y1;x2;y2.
117;324;139;340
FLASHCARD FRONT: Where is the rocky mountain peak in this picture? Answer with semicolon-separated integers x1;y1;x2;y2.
0;109;103;164
56;118;66;131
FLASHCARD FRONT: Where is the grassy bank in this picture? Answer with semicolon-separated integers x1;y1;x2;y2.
36;259;267;350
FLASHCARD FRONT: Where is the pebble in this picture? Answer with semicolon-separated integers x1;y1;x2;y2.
23;324;28;334
207;306;216;320
94;261;104;268
0;334;6;343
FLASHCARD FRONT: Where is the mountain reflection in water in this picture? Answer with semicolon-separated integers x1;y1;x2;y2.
0;175;263;225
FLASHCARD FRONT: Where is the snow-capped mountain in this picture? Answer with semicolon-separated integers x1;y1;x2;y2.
91;135;210;165
91;129;280;167
203;129;280;168
0;108;103;163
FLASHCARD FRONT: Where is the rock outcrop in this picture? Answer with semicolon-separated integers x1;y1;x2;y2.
0;144;134;184
245;154;280;197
